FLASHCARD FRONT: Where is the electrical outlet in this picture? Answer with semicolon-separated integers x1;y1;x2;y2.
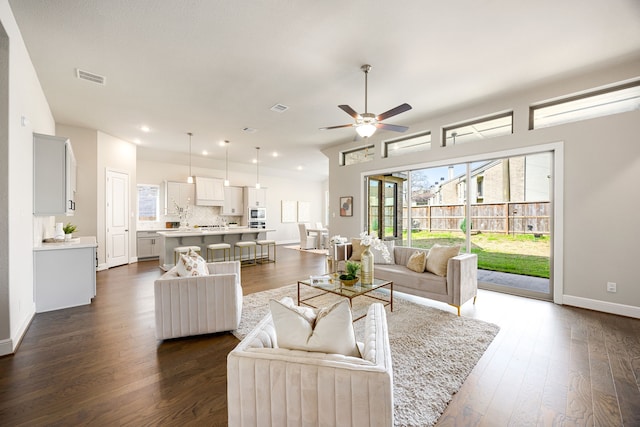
607;282;617;293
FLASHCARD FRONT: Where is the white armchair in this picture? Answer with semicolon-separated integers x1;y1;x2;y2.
227;303;393;427
298;222;318;249
154;261;242;340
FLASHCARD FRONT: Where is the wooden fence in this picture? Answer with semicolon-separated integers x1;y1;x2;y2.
403;201;550;235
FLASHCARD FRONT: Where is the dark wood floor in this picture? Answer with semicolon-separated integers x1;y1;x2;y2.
1;247;639;426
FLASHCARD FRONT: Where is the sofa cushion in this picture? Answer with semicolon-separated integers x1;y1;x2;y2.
406;250;427;273
371;240;395;264
426;244;461;277
375;263;448;295
269;297;360;357
176;249;208;277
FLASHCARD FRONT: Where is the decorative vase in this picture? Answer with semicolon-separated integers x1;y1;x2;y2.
360;244;374;285
326;255;336;276
64;233;72;241
54;222;65;241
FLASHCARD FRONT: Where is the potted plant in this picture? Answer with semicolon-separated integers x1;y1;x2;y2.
339;261;361;286
63;222;77;241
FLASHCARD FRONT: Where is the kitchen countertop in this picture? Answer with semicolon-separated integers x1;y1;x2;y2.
34;236;98;251
157;228;274;237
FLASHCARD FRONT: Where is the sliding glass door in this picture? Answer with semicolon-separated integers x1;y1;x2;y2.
365;152;553;301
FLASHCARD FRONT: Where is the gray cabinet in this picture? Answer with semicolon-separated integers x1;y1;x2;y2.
33;133;76;215
137;231;161;259
222;186;243;215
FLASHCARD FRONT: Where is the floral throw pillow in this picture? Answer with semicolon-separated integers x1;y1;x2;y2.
176;249;208;277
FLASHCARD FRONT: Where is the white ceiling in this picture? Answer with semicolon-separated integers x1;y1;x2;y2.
9;0;640;179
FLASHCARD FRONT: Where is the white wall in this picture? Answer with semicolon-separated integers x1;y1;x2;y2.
323;57;640;318
1;0;56;356
137;151;326;244
97;131;137;268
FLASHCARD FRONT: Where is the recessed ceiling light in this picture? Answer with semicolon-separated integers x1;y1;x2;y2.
243;127;257;133
140;125;150;132
202;150;208;155
297;166;303;171
272;152;278;157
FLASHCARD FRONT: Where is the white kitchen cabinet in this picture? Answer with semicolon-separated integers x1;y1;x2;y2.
221;186;244;215
245;187;267;208
33;237;97;313
33;133;77;216
137;231;161;259
165;181;194;213
195;176;224;206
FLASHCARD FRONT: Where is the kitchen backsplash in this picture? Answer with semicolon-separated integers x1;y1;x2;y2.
137;205;242;230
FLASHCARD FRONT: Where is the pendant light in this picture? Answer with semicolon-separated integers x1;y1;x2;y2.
223;140;230;186
187;132;194;184
255;146;261;189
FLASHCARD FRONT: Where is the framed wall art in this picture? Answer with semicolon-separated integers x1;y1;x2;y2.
340;196;353;217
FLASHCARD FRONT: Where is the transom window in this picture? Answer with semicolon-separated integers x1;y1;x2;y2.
530;80;640;129
340;144;374;166
443;112;513;146
382;131;431;158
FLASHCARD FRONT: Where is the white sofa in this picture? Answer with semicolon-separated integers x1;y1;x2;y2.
154;261;242;339
227;303;393;427
335;243;477;316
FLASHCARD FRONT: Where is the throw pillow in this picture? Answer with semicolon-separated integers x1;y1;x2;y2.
269;297;360;357
176;249;208;277
426;244;461;277
406;250;427;273
370;240;395;264
349;238;363;261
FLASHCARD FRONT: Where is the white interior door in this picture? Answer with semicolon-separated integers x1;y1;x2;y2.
106;169;129;268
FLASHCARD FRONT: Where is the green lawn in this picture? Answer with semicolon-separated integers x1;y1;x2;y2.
398;230;550;278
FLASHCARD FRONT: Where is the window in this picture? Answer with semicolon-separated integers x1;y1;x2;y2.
530;80;640;129
340;144;374;166
383;131;431;157
137;184;159;221
443;112;513;146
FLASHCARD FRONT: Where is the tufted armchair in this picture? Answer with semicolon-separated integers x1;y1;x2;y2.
227;302;393;427
154;261;242;339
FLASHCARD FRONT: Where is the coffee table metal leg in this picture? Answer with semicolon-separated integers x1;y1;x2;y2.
390;281;393;312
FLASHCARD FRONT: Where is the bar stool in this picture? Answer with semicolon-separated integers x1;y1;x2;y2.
234;241;257;267
206;243;231;262
256;239;276;264
174;246;201;265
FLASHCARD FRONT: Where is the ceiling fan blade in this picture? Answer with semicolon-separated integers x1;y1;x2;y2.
376;103;412;121
338;105;361;119
376;122;409;132
319;123;355;130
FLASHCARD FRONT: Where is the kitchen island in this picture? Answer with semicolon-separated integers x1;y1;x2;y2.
157;227;274;270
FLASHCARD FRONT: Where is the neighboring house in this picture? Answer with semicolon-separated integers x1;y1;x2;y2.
429;153;551;205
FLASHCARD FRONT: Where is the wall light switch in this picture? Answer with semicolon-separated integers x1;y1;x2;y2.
607;282;617;292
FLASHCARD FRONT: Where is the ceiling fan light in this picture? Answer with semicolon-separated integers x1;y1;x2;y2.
356;123;376;138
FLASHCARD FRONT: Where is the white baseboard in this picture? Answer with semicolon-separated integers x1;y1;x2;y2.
0;308;35;356
563;295;640;319
130;256;138;264
97;263;108;271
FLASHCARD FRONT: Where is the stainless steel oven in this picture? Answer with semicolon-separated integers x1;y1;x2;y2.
248;207;266;221
249;221;266;229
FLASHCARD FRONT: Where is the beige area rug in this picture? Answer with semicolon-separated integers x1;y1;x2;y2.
283;244;329;255
233;284;500;427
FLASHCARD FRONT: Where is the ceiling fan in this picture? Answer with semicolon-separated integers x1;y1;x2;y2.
320;64;412;138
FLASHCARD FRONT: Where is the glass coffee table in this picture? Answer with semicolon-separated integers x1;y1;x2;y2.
297;276;393;322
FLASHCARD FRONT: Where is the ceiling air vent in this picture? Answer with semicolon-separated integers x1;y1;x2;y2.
76;68;106;85
270;103;289;113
